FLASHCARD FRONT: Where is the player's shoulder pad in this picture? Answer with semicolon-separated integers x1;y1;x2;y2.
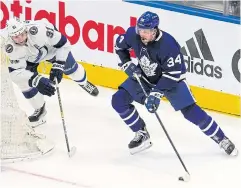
158;31;180;54
121;26;136;45
4;39;25;60
162;31;179;47
26;21;46;37
26;21;48;46
28;19;57;40
126;26;136;38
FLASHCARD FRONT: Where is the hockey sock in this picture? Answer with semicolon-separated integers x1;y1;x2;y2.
66;63;87;86
63;52;87;86
112;89;145;132
119;105;145;132
23;88;45;110
181;104;225;143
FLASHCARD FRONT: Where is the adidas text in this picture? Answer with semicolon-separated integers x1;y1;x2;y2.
184;56;222;79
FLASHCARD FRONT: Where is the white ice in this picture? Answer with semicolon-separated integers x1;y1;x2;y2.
1;79;241;188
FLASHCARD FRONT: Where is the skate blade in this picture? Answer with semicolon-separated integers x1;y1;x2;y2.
90;88;99;96
80;83;99;96
130;140;153;155
29;118;46;128
230;148;239;156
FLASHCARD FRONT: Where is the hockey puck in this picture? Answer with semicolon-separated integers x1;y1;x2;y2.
178;177;184;181
178;173;190;182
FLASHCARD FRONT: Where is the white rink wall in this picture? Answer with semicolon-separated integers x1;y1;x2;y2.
1;0;240;115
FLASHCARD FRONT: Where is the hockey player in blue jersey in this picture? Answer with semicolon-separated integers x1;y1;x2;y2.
112;11;238;156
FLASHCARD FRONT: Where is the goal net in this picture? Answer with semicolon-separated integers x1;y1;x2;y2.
0;37;54;163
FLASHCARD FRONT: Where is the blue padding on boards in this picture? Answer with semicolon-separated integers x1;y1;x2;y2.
124;1;240;24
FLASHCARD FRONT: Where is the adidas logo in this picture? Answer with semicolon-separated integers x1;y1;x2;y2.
181;29;222;79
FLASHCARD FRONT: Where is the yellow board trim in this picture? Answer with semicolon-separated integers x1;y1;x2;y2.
38;61;240;116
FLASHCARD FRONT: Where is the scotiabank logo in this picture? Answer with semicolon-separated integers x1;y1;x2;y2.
0;0;137;55
181;29;222;79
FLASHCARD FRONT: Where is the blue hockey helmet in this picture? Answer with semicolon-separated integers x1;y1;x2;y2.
136;11;159;30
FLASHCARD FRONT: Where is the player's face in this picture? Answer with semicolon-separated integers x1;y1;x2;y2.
138;29;157;45
11;31;27;46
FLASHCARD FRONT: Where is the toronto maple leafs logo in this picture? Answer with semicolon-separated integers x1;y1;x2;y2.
138;47;158;77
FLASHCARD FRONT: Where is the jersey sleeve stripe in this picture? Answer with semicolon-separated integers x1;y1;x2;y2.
162;74;180;81
162;73;186;81
53;34;67;48
163;71;182;75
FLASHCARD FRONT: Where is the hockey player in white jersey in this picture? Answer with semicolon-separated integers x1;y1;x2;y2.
3;17;99;127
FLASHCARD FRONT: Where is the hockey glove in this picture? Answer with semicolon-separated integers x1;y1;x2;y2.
49;61;65;83
29;73;56;97
145;89;164;113
120;61;142;78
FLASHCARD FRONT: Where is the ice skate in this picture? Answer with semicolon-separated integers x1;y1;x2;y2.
128;127;152;155
219;137;238;156
28;103;47;128
80;81;99;96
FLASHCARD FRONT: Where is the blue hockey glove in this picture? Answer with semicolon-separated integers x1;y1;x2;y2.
49;61;65;83
29;73;56;97
145;89;164;113
120;61;142;78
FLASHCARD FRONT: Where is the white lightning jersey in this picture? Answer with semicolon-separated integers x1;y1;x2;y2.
2;19;71;70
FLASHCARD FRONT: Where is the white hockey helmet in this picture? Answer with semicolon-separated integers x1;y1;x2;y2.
7;18;26;37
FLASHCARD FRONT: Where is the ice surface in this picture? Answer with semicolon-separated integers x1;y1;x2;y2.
1;79;240;188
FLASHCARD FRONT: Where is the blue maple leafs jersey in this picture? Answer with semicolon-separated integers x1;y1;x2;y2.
115;26;187;91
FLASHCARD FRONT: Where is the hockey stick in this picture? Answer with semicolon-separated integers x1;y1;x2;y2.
133;73;190;182
55;77;77;157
